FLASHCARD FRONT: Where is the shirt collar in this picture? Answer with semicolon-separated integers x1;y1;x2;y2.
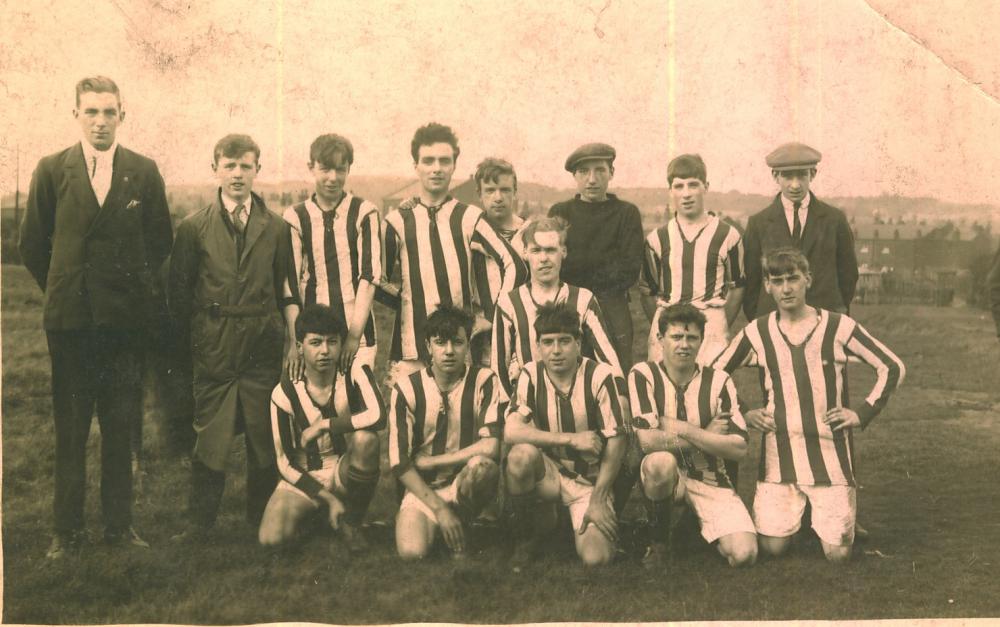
220;190;250;214
780;193;810;214
81;141;118;166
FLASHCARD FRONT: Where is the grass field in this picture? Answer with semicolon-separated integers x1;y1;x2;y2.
3;262;1000;623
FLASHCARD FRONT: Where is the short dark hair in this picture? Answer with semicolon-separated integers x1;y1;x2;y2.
474;157;517;193
521;216;569;248
310;134;354;168
534;303;581;340
667;153;707;185
425;305;474;343
410;123;460;162
763;246;810;277
295;304;348;342
214;134;261;164
75;76;121;108
657;303;706;338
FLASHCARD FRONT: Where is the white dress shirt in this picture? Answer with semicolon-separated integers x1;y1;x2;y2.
220;192;250;230
81;141;118;207
781;193;810;236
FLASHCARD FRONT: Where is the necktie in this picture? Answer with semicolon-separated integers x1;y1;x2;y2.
792;200;802;242
233;203;247;233
90;156;98;179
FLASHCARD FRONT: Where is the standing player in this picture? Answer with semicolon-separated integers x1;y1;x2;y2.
389;306;506;559
259;305;385;551
549;143;644;371
470;157;526;366
492;217;624;397
640;154;744;366
714;248;905;562
382;123;527;386
284;134;382;372
742;143;858;321
504;304;626;567
169;134;300;539
629;304;757;568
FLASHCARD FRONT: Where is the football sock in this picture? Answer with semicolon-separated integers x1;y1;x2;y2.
342;465;379;526
645;496;673;547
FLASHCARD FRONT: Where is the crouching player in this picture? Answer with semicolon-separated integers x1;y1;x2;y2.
714;247;905;562
629;304;756;567
389;305;505;560
259;305;386;551
504;304;626;567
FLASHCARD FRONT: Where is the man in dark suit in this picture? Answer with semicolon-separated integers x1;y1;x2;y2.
19;76;173;558
742;143;859;321
168;134;300;540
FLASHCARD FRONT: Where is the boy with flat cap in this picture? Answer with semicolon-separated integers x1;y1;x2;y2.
549;143;644;372
742;142;858;321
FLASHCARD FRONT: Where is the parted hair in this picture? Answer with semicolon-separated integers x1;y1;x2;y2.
534;303;582;340
75;76;120;108
521;216;569;248
657;303;706;337
425;305;474;343
295;304;348;342
474;157;517;193
310;134;354;168
667;153;707;185
410;123;460;162
763;246;811;277
213;134;260;164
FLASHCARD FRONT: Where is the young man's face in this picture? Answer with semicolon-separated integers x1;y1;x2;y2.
299;332;343;375
774;169;812;204
525;230;565;285
765;269;812;313
573;159;612;202
537;331;581;376
427;328;469;377
414;142;456;197
479;174;517;224
669;177;708;220
213;151;260;203
74;91;123;151
658;322;703;369
310;152;350;205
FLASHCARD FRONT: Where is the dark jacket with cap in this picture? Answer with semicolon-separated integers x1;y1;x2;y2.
743;193;858;320
549;193;644;294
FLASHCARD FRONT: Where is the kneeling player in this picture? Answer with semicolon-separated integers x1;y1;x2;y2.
505;304;625;567
714;247;905;562
259;305;386;551
629;304;756;568
389;306;505;559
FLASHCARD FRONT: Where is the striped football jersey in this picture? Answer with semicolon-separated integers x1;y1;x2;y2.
713;309;905;486
628;362;747;488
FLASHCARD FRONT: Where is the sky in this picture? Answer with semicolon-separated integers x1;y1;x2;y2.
1;0;999;207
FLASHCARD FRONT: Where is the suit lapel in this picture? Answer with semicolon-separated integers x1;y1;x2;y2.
240;194;267;265
209;193;240;266
87;146;135;237
764;196;793;246
63;144;102;222
798;193;824;257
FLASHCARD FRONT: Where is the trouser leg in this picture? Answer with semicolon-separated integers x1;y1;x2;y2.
189;458;226;528
594;290;634;372
47;331;96;537
94;329;139;534
246;438;278;527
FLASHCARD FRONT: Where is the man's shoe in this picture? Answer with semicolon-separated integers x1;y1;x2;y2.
105;526;150;549
340;523;369;555
855;522;870;542
45;532;84;560
641;541;671;568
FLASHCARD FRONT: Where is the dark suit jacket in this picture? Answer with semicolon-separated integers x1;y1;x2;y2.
742;193;859;320
988;245;1000;338
168;191;298;470
19;143;173;331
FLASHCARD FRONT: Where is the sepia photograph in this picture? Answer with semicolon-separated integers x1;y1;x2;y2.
2;0;999;624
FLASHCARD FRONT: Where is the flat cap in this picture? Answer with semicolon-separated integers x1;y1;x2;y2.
766;142;822;171
565;142;616;172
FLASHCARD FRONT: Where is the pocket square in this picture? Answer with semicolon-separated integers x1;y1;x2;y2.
127;199;142;209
